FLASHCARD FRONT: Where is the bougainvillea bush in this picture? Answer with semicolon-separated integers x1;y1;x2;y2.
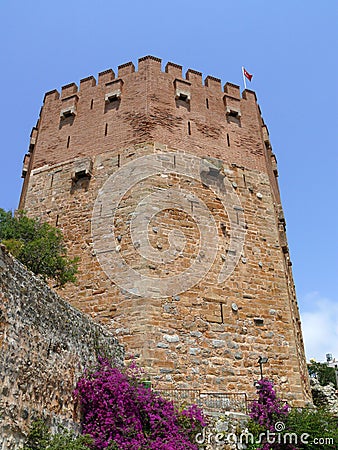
248;378;338;450
248;378;295;450
249;378;290;431
73;358;206;450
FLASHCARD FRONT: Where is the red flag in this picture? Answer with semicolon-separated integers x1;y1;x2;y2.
243;68;253;81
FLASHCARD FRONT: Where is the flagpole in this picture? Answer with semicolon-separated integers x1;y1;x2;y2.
242;66;247;90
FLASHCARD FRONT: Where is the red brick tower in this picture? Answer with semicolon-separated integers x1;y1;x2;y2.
19;56;311;405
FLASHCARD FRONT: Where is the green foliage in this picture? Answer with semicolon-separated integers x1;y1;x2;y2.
23;420;92;450
0;209;78;286
285;407;338;449
44;432;93;450
308;360;337;388
23;420;50;450
247;378;338;449
246;420;266;450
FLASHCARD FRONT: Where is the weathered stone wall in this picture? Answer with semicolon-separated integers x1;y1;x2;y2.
18;56;311;407
0;245;124;449
21;142;311;406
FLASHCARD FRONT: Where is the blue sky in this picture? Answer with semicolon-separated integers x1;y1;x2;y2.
0;0;337;362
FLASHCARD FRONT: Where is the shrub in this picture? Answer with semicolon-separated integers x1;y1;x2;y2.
285;407;338;450
0;208;78;286
249;379;289;431
248;379;295;450
23;419;92;450
248;378;338;450
74;358;206;449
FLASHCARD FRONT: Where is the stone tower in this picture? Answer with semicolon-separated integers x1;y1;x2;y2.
19;56;311;405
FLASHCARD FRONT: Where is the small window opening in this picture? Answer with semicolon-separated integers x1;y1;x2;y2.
188;121;191;135
71;169;91;193
179;93;188;102
90;99;94;109
227;133;230;147
73;170;91;181
105;93;120;103
105;123;108;136
117;154;121;167
206;98;209;109
56;214;59;227
60;106;76;120
67;136;70;148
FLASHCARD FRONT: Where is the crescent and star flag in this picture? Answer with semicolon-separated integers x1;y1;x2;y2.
242;67;253;89
243;68;253;81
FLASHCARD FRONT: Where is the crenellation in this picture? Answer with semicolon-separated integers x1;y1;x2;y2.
21;153;30;178
138;55;162;72
186;69;203;84
98;68;115;84
204;75;222;91
117;61;135;77
165;61;183;78
43;89;60;103
29;127;38;150
262;125;270;146
224;82;241;98
28;59;274;173
138;55;162;63
61;82;78;99
80;75;96;89
242;88;257;102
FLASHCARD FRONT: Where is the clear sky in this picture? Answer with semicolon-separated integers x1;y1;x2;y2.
0;0;337;362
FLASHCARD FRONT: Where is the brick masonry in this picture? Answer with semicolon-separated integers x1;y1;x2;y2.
19;56;312;406
0;245;124;449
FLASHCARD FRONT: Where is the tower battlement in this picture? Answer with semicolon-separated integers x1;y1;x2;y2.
43;55;257;100
21;56;273;204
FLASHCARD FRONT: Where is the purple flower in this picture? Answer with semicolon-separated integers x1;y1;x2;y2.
73;358;206;449
249;379;296;450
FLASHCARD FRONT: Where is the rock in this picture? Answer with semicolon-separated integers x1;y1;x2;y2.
163;334;179;343
212;340;225;348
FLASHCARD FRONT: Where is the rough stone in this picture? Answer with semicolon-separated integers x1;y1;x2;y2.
0;245;123;448
163;334;180;343
212;340;225;348
17;56;311;408
157;342;169;349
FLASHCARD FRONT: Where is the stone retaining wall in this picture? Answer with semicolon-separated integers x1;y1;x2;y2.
0;244;124;449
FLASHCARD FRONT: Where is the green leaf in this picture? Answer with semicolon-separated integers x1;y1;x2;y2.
0;208;78;286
